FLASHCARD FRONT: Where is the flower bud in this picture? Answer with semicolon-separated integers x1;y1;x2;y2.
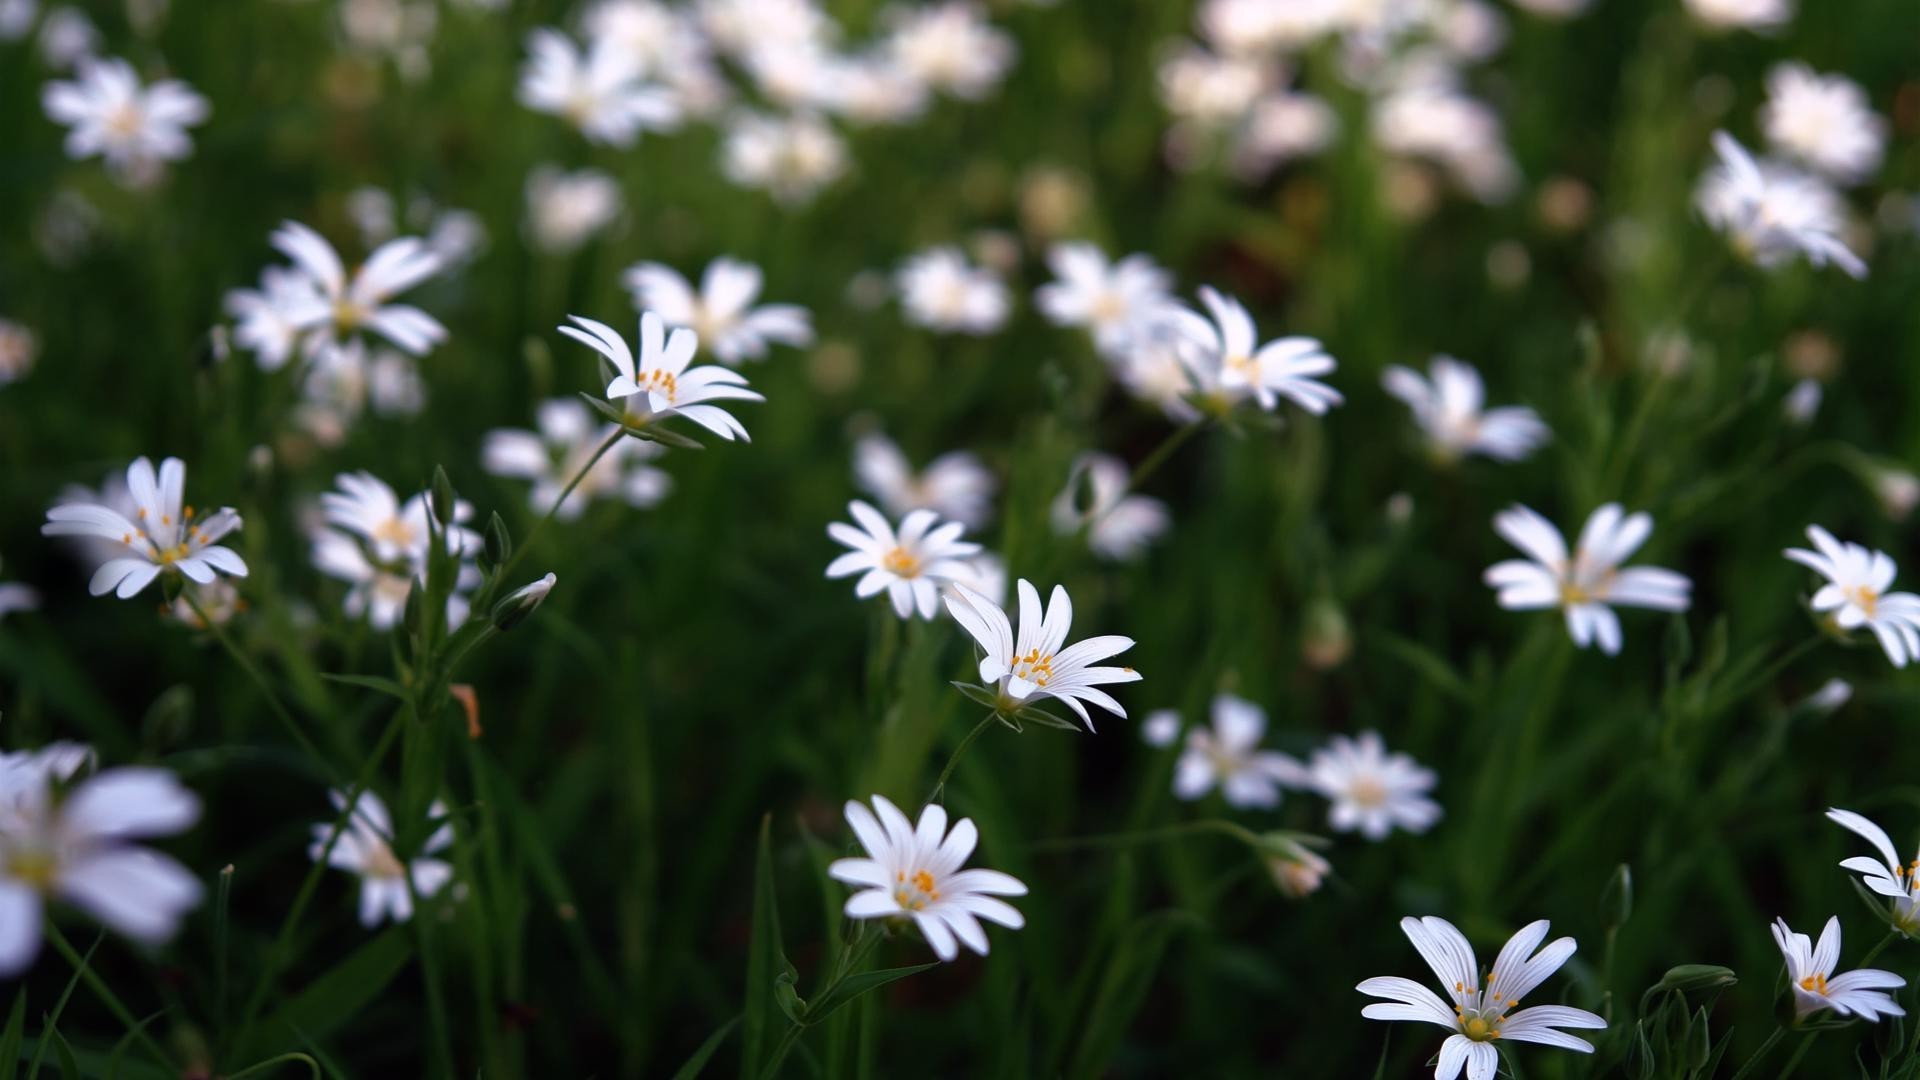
1600;863;1633;930
1261;836;1330;900
430;465;456;526
1647;965;1738;997
491;573;556;631
1301;598;1350;670
484;512;513;568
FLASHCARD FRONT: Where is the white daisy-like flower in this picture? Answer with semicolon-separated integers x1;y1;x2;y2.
0;319;38;385
271;220;448;356
719;110;848;205
1827;808;1920;933
1762;64;1886;185
944;579;1141;730
1358;916;1607;1080
1172;694;1306;809
696;0;829;57
1684;0;1791;32
826;500;981;620
517;27;680;146
311;472;480;630
1382;356;1548;463
1168;286;1342;416
827;794;1026;962
1483;504;1691;655
1784;525;1920;667
623;257;813;365
41;56;208;184
0;760;202;976
883;1;1015;101
1304;732;1442;840
561;311;765;442
524;165;623;256
310;789;455;927
1372;80;1520;204
1112;319;1205;423
853;433;995;529
1697;132;1864;279
41;456;248;600
1050;452;1169;562
483;398;670;520
1034;243;1174;358
897;247;1010;335
225;265;328;372
1771;916;1904;1021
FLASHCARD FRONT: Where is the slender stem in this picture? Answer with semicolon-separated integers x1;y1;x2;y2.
45;922;175;1069
1777;1030;1818;1079
226;1053;322;1080
1028;818;1270;854
925;712;998;806
186;592;335;781
403;858;457;1080
497;429;621;584
1728;1026;1786;1080
758;928;885;1080
1124;420;1204;498
1858;930;1901;969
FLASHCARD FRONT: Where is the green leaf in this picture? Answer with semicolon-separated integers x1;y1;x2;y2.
804;963;938;1023
577;393;706;449
670;1015;741;1080
27;932;98;1079
0;990;25;1080
51;1030;79;1080
1013;705;1080;732
104;1011;166;1080
259;928;412;1046
741;814;795;1079
319;672;410;701
949;681;1000;711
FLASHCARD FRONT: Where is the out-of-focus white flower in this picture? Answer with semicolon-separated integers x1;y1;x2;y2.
0;320;37;386
884;2;1014;101
1173;694;1306;808
1167;286;1342;416
1199;0;1340;54
1783;378;1823;425
340;0;438;79
897;247;1009;335
36;6;97;68
1382;355;1548;463
310;471;480;630
1112;320;1205;423
518;28;680;146
1873;467;1920;522
853;433;995;528
423;208;487;269
623;257;813;365
1234;91;1338;177
42;56;208;185
828;794;1026;962
0;0;37;42
225;266;327;372
585;0;696;78
1684;0;1791;32
1484;504;1691;656
271;220;449;356
1697;131;1864;278
1771;916;1904;1021
826;500;981;620
1141;708;1181;748
1802;678;1852;715
524;166;622;256
1827;808;1920;933
1050;453;1169;562
1784;525;1920;667
0;556;39;621
310;789;454;927
696;0;828;57
945;579;1141;729
1762;64;1885;185
832;53;931;126
720;111;847;204
1372;79;1518;204
483;398;671;520
1304;732;1441;840
41;457;247;600
1157;44;1269;128
1035;243;1173;358
563;311;765;442
0;759;202;976
165;579;243;629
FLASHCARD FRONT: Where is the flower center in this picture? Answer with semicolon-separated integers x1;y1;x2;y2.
639;368;679;403
881;546;921;577
1848;585;1880;617
333;298;370;334
362;838;408;880
1348;776;1388;808
1011;648;1054;688
372;516;418;549
1089;290;1127;326
4;848;57;891
1800;973;1830;996
1463;1016;1496;1041
106;103;144;138
893;869;939;910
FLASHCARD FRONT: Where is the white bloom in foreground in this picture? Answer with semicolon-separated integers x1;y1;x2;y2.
826;500;980;620
518;28;679;146
1697;132;1864;279
0;319;37;385
563;311;764;442
42;57;208;184
1050;453;1169;562
897;247;1009;335
1827;808;1920;932
1771;916;1904;1021
1684;0;1790;32
828;795;1026;962
311;472;480;630
272;221;447;356
1785;526;1920;667
1484;504;1690;655
524;166;622;255
0;762;202;976
1763;64;1885;185
720;111;848;205
854;433;995;528
1305;732;1441;840
1359;916;1606;1080
310;789;454;927
1034;243;1172;358
1168;287;1342;415
1172;694;1306;809
945;579;1141;729
42;456;247;599
483;398;670;520
1382;356;1548;463
623;257;813;365
884;1;1014;101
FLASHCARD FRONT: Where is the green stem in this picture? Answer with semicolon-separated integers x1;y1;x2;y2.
758;928;884;1080
226;1052;322;1080
186;591;335;781
1728;1026;1785;1080
44;923;175;1070
1777;1030;1818;1079
1123;419;1204;498
925;712;997;806
496;429;621;585
1028;818;1271;854
1858;930;1901;969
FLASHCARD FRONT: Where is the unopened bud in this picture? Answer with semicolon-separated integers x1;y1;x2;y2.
1301;598;1351;670
484;512;513;568
1261;836;1330;900
1648;965;1737;997
430;465;455;525
491;573;556;631
1600;863;1633;929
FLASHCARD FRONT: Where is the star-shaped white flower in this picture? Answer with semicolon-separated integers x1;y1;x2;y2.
1762;63;1885;185
944;579;1141;730
1771;916;1905;1022
827;794;1026;962
563;311;765;442
483;398;671;520
1305;731;1442;840
1484;504;1691;655
1168;286;1342;415
42;456;248;599
41;56;208;184
853;433;995;529
1827;808;1920;933
1382;356;1548;463
622;257;813;365
517;27;680;146
826;500;980;620
310;789;455;927
1050;452;1169;563
897;247;1009;335
1172;694;1306;809
1697;131;1865;279
1784;525;1920;667
271;221;448;356
1034;243;1173;358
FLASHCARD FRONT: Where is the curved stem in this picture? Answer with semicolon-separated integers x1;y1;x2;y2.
925;712;997;806
1777;1030;1819;1079
1124;420;1204;498
1858;930;1902;969
1728;1026;1785;1080
186;592;333;781
226;1053;322;1080
45;923;175;1069
497;429;622;584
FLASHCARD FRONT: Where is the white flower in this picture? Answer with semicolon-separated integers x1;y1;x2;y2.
1484;504;1691;655
310;789;454;927
1266;840;1332;899
585;0;699;78
853;433;995;528
1697;132;1864;279
483;398;670;520
0;0;37;42
1827;808;1920;933
1372;81;1519;204
272;220;448;356
884;2;1015;101
41;57;208;184
1359;916;1606;1080
36;6;97;69
944;579;1141;729
826;500;981;620
1762;64;1886;185
0;319;37;385
518;28;679;146
827;794;1026;962
1783;378;1822;425
562;311;765;442
1382;355;1548;463
1157;45;1267;128
1684;0;1791;32
1050;453;1169;562
1784;525;1920;667
524;165;623;255
1168;287;1342;415
492;572;558;631
1112;319;1205;422
1305;732;1441;840
311;472;480;630
720;111;848;205
1034;243;1173;358
696;0;828;57
623;257;813;365
1172;694;1306;808
897;247;1009;335
0;761;202;976
1771;916;1904;1021
41;456;247;599
225;265;328;372
1235;91;1338;178
1141;708;1181;748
